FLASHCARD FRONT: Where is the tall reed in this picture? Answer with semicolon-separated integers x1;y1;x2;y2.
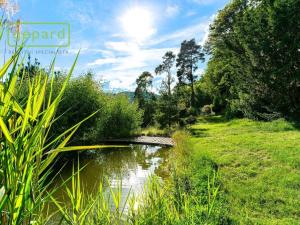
0;46;110;224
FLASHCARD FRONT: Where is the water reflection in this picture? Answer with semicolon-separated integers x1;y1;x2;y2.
51;145;169;204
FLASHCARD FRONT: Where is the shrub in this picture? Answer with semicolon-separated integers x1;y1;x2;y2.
102;94;142;138
50;73;142;143
51;72;107;144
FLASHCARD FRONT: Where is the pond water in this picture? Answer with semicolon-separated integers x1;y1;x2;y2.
49;145;170;215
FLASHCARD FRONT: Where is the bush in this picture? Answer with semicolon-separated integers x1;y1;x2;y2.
101;94;142;138
51;73;107;144
50;73;142;143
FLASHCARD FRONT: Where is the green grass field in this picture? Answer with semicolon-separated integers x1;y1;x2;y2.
189;116;300;224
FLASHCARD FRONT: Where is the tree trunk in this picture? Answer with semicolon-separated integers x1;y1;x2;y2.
191;78;195;108
167;71;171;96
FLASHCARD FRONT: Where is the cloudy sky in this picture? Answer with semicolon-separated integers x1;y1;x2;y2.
3;0;229;91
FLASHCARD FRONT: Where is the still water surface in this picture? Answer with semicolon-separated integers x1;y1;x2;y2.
50;145;169;212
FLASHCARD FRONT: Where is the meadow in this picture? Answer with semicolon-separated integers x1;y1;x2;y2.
189;116;300;224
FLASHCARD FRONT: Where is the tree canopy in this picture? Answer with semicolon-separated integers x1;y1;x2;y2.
203;0;300;119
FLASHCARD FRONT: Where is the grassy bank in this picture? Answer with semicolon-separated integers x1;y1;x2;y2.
189;116;300;224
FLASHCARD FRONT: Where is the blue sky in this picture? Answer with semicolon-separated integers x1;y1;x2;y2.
2;0;229;91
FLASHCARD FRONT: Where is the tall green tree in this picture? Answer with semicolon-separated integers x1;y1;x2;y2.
204;0;300;119
134;71;156;126
155;51;176;127
155;51;176;96
155;81;179;128
176;39;205;108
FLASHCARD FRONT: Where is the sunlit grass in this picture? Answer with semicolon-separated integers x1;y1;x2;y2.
190;116;300;224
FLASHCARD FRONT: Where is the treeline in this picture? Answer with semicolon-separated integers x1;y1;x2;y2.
137;0;300;128
203;0;300;120
134;39;209;128
17;60;142;142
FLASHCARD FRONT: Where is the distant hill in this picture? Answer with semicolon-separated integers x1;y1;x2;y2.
116;91;159;103
117;91;135;102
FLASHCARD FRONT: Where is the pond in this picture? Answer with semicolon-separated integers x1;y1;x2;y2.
48;145;170;216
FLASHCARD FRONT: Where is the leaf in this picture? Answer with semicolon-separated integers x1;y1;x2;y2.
20;85;33;136
0;117;13;143
0;186;4;202
46;145;124;154
0;47;22;79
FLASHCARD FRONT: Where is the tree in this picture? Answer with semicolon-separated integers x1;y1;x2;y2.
155;51;176;96
134;71;156;126
204;0;300;119
155;81;179;128
134;71;153;108
155;51;176;127
176;39;205;108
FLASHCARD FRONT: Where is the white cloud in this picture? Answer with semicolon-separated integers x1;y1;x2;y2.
74;3;214;92
85;17;213;91
149;20;210;46
87;47;178;70
88;47;179;91
105;41;139;52
96;69;141;91
166;5;180;17
87;58;117;67
67;40;114;57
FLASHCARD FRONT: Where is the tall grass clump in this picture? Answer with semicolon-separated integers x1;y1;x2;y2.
47;162;130;225
0;48;105;224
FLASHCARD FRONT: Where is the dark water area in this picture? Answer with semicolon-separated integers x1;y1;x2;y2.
48;145;170;216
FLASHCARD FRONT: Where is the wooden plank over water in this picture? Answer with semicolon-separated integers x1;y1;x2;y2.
101;136;175;147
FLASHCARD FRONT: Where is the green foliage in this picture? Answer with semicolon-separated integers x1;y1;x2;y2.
51;72;107;143
155;81;180;129
50;163;129;225
18;54;42;79
204;0;300;119
50;72;142;142
134;71;157;127
102;94;142;138
154;51;180;129
176;39;205;108
0;49;107;225
49;131;223;225
155;51;176;97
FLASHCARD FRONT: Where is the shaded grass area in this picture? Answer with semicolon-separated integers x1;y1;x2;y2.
189;116;300;224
